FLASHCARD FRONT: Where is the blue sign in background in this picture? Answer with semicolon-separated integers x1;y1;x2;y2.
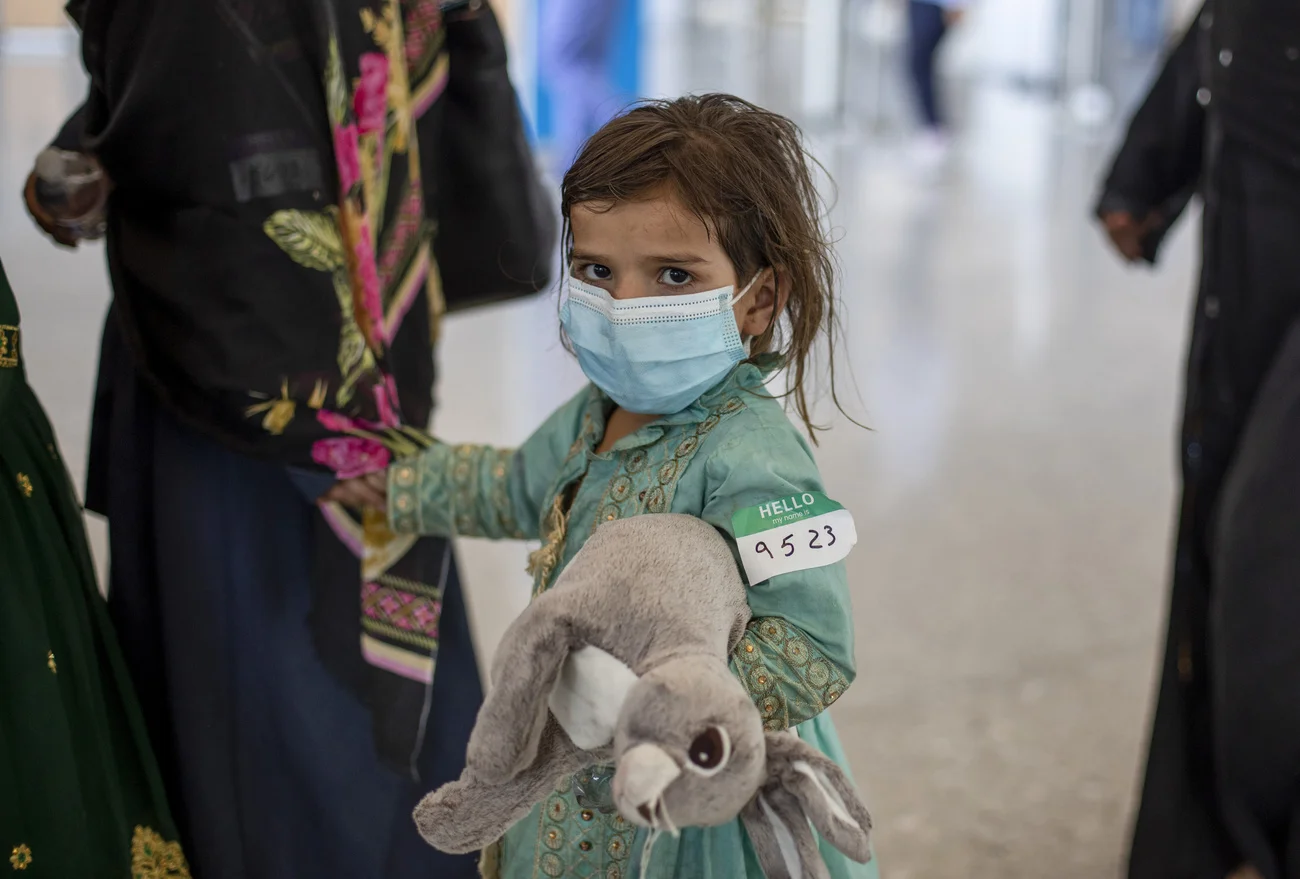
531;0;642;143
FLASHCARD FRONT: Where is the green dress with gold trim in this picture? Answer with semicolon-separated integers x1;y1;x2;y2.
389;356;879;879
0;262;189;878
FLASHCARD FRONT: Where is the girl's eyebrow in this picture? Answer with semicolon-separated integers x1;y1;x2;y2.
569;252;709;266
643;254;708;265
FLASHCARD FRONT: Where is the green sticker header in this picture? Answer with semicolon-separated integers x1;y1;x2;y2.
732;491;843;537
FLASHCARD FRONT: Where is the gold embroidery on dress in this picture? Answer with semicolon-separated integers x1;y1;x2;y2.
130;826;190;878
478;839;503;879
734;618;849;730
533;784;635;877
46;651;56;675
15;474;32;499
0;325;18;369
527;493;570;595
9;844;31;870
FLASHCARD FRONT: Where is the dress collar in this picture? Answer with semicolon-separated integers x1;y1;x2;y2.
578;354;783;454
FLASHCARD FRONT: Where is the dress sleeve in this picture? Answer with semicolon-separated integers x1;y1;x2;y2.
52;2;106;152
700;419;857;731
387;390;588;540
1094;5;1207;263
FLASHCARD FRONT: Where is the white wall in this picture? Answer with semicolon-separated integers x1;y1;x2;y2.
1167;0;1201;31
945;0;1066;83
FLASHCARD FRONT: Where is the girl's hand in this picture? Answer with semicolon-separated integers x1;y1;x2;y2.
322;472;388;510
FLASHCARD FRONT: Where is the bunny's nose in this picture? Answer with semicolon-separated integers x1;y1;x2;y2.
614;744;681;823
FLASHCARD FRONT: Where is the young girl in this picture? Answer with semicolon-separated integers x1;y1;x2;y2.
341;93;873;879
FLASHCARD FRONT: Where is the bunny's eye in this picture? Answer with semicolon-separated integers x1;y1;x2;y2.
687;726;731;775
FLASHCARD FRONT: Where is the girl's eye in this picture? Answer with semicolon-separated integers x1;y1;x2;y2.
581;264;612;282
660;268;692;287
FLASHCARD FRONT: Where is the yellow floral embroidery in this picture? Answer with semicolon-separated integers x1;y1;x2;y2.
244;378;298;436
361;0;414;155
307;379;330;410
15;474;32;498
262;208;373;409
47;651;56;675
130;826;190;878
0;325;18;368
9;844;31;870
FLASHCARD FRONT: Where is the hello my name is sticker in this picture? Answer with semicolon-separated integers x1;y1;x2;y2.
731;491;857;585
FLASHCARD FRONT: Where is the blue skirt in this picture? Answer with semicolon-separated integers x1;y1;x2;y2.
87;312;482;879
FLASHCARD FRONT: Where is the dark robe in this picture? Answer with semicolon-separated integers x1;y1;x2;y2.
1098;5;1300;878
48;1;506;875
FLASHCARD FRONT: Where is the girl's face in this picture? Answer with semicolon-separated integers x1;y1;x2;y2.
569;188;780;338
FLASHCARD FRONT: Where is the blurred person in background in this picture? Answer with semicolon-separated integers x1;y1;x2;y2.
1097;3;1300;878
24;0;552;876
0;258;189;877
539;0;622;177
906;0;968;167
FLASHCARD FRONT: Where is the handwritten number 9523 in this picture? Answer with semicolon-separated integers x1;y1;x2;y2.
753;525;836;559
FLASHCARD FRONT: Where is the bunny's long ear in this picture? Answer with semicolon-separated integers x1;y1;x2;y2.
416;718;585;854
741;730;873;879
464;593;581;783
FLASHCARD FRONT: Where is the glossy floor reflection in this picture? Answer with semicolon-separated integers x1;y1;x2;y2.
6;37;1196;879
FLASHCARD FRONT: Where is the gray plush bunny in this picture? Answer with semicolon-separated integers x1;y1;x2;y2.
414;514;872;878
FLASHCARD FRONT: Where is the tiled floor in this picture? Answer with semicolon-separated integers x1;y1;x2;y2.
4;27;1198;879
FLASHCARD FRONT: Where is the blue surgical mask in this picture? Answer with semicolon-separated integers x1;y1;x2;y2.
560;273;761;415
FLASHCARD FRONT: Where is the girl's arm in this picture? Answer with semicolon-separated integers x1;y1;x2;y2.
701;422;857;731
387;390;590;540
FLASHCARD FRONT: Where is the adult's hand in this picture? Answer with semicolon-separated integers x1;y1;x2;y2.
943;7;967;25
322;472;388;510
24;171;79;249
1101;209;1162;263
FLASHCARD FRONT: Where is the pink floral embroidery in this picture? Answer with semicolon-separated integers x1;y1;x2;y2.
385;375;402;413
378;186;425;287
355;53;390;135
373;380;400;428
334;124;362;194
404;0;441;65
363;581;442;635
312;436;391;479
317;409;363;434
352;220;387;345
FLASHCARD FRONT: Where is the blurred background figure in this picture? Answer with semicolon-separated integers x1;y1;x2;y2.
1097;2;1300;878
905;0;968;167
539;0;624;177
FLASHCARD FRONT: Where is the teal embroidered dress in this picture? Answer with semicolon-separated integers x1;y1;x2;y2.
388;358;876;879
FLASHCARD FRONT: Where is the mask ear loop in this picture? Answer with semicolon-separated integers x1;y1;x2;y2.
731;270;768;355
729;270;766;307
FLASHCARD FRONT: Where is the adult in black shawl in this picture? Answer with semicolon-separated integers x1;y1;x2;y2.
25;1;549;875
1096;3;1300;878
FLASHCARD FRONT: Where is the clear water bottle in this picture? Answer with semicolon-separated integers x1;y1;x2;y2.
570;764;618;814
34;148;108;242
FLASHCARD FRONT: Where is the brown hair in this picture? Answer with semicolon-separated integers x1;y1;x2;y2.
561;93;851;441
